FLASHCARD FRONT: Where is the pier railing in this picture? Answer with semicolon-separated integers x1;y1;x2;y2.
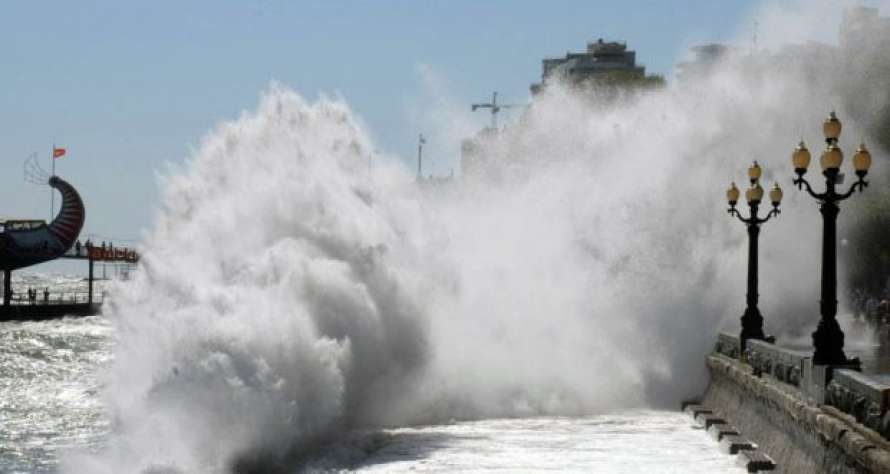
63;243;138;262
7;291;104;306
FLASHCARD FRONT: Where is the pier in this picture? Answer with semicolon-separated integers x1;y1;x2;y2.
0;172;140;321
0;241;138;321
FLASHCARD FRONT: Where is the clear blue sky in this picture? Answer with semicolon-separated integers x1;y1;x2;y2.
2;1;769;242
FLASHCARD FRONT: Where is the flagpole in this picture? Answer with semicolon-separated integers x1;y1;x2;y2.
417;134;424;180
50;142;55;220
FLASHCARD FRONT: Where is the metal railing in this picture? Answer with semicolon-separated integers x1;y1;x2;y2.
63;244;138;262
6;292;103;306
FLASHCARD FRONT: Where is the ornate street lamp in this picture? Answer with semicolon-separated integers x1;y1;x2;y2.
727;161;783;352
792;111;872;367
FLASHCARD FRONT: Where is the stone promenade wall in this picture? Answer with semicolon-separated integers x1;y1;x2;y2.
703;354;890;473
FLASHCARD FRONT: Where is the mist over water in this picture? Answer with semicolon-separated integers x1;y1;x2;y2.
66;2;890;472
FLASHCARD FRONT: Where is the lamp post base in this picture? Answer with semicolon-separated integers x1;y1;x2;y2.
812;317;860;368
740;306;769;353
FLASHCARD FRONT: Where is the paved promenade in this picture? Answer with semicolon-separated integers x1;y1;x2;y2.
779;315;890;375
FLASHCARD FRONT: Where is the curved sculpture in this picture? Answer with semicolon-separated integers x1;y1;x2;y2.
0;176;85;271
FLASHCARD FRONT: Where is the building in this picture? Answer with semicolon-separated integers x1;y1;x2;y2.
461;38;659;180
675;43;735;84
530;38;648;95
840;6;890;51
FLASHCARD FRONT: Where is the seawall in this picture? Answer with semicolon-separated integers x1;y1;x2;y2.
699;336;890;473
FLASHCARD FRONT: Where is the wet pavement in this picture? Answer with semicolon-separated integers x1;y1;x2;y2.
778;314;890;375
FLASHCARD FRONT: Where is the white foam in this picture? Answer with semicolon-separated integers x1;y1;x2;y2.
66;2;890;469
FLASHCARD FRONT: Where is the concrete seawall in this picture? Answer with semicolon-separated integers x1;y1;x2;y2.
702;353;890;473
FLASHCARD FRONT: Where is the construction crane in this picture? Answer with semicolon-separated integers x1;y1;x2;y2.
471;91;524;130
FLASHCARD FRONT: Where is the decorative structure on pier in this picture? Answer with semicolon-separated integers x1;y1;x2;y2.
726;161;783;352
791;112;872;367
1;175;85;307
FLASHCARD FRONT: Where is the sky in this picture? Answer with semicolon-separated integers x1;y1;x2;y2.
0;0;856;244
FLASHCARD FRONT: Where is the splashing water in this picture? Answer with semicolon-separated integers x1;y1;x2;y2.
66;2;890;471
300;412;744;473
0;274;112;473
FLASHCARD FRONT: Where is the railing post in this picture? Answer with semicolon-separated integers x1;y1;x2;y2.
88;254;94;306
3;270;10;307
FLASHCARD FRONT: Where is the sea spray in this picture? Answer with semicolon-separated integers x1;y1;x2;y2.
68;4;890;470
69;87;439;472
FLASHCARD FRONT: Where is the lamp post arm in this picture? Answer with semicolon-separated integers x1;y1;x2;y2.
793;176;824;200
837;178;868;201
728;202;777;225
755;207;781;224
728;207;752;225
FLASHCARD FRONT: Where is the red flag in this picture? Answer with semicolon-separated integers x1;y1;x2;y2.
53;147;66;159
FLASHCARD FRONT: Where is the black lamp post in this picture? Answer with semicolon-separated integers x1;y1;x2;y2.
727;162;783;352
791;112;872;367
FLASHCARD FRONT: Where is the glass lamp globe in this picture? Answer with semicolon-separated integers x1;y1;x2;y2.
823;111;842;141
792;141;811;174
853;143;872;176
727;182;740;206
748;161;762;184
820;143;844;171
746;183;764;204
769;183;783;207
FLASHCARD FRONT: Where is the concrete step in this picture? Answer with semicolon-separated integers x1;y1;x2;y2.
680;400;702;411
736;449;775;472
707;422;739;441
683;403;714;418
720;434;755;455
695;413;727;430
